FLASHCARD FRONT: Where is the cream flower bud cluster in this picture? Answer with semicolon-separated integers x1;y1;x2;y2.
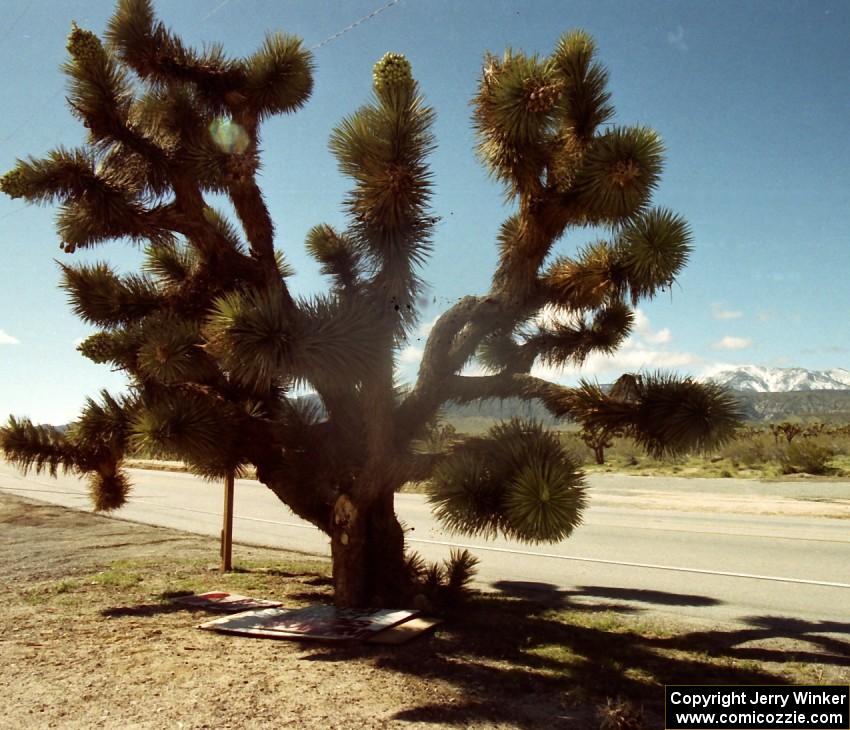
373;52;412;92
67;22;105;64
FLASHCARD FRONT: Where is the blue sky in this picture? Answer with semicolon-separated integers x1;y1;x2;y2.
1;0;848;424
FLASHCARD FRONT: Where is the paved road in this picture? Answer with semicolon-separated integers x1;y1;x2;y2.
2;462;849;629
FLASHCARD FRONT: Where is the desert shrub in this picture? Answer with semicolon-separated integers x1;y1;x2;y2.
826;430;850;457
779;440;836;475
597;696;647;729
606;437;643;467
721;433;779;468
409;549;479;613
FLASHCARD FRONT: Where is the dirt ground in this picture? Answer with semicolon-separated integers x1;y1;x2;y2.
0;493;592;730
3;492;847;730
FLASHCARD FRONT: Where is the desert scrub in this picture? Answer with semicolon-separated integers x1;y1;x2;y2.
720;433;781;469
779;439;837;475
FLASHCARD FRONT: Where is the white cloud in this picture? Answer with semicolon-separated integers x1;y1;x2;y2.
588;348;699;373
0;329;20;345
632;308;673;344
712;303;743;320
530;347;700;383
714;336;751;350
644;327;671;345
756;310;772;322
632;308;650;332
667;26;688;52
399;346;423;365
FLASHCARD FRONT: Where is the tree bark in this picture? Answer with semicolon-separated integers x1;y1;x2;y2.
594;445;605;465
330;490;410;609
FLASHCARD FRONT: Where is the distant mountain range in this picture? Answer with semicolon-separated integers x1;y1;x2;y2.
442;367;850;428
703;365;850;393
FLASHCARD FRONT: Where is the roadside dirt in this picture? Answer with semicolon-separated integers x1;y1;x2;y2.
0;493;590;730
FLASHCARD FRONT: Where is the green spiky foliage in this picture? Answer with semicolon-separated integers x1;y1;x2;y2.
428;419;586;543
0;5;740;609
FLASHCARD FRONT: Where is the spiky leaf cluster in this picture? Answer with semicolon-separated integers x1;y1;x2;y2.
129;389;238;477
541;207;692;312
243;32;314;119
87;468;132;511
142;240;197;286
410;548;480;612
561;373;743;457
544;240;625;310
305;224;362;293
329;54;435;330
136;314;210;384
61;263;161;327
571;126;664;222
551;30;613;141
0;390;139;511
523;301;634;368
204;286;383;392
472;30;658;213
0;418;78;478
428;419;586;543
71;390;135;455
617;208;692;301
473;50;559;194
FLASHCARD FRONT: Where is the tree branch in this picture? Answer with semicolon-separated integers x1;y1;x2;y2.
227;177;278;279
445;373;571;412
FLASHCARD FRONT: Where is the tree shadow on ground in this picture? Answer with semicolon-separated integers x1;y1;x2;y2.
573;584;720;607
489;580;721;609
299;582;850;729
666;615;850;667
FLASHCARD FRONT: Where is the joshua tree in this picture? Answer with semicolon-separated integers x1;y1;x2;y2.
580;424;617;465
770;421;802;445
0;1;740;608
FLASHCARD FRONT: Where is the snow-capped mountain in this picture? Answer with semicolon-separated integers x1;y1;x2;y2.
704;366;850;393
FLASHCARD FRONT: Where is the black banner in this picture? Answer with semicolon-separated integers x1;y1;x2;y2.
665;685;849;729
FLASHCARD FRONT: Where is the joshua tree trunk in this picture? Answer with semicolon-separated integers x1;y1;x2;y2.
330;490;410;608
593;445;605;465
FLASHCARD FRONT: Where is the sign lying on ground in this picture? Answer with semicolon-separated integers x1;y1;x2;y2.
172;591;282;612
199;605;419;641
367;616;443;644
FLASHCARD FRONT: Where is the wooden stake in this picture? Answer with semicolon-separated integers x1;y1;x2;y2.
221;469;235;572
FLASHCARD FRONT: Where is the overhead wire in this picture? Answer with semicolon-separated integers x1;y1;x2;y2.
311;0;401;50
201;0;234;23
